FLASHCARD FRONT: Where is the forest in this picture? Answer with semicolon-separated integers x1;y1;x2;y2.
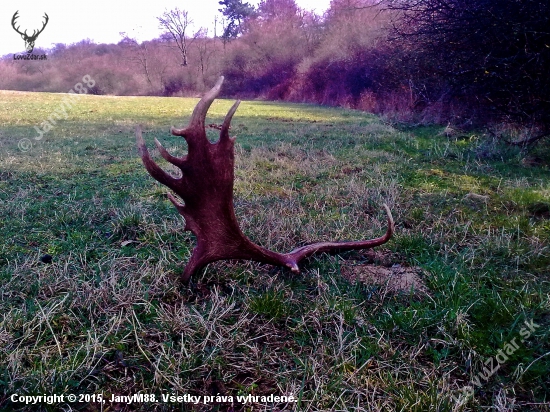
2;0;549;147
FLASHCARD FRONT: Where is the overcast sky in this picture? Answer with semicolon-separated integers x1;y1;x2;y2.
0;0;331;55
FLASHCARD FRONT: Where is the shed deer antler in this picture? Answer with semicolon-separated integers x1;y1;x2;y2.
136;77;394;283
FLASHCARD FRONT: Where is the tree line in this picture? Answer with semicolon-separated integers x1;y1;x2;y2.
1;0;548;146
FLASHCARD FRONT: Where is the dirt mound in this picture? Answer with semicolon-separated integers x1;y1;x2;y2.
341;254;428;295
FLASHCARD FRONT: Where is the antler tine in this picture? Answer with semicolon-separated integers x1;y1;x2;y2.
154;138;186;167
220;100;241;143
188;76;224;129
171;76;225;138
166;192;186;215
36;13;49;36
11;11;25;36
382;203;396;235
136;127;180;189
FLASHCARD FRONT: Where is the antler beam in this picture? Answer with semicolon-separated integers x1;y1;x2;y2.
136;76;394;283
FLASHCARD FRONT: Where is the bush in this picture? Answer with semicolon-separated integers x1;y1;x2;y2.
162;76;186;96
386;0;550;142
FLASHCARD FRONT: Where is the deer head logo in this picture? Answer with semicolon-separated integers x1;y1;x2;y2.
11;11;49;54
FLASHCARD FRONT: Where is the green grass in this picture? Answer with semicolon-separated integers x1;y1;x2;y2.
0;90;549;411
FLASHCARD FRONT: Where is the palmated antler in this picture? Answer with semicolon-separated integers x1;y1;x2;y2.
136;76;394;283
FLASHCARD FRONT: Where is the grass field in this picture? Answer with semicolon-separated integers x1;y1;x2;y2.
0;90;549;411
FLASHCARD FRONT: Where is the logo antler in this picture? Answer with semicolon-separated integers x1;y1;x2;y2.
11;11;49;54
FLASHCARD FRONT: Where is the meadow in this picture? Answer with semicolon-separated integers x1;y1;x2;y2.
0;90;549;411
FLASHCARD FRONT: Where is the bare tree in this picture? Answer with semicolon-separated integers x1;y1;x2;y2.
157;8;199;67
193;29;215;84
119;33;168;92
136;77;394;283
119;33;154;87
